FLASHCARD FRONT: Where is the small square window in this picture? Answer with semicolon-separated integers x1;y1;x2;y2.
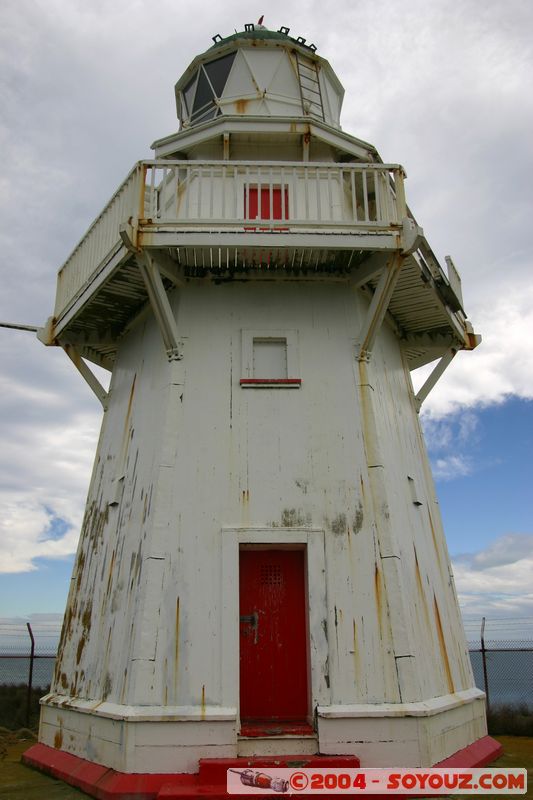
253;338;287;380
241;330;301;388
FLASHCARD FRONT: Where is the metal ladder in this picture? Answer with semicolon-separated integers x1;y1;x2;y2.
296;53;325;120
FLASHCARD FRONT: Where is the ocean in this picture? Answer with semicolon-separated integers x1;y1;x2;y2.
0;650;531;709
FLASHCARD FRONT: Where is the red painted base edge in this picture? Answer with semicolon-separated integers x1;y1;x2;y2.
22;744;191;799
22;736;503;800
435;734;503;768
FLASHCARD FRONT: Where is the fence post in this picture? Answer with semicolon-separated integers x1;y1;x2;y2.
26;622;35;727
480;616;490;713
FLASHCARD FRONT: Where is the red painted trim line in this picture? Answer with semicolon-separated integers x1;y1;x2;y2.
240;378;301;385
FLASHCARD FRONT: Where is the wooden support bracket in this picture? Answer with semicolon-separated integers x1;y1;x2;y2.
414;347;457;412
62;344;109;409
349;252;390;290
356;252;404;362
137;251;182;361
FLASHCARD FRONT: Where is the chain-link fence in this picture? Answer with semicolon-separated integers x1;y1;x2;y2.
0;622;59;727
464;617;533;713
1;617;532;728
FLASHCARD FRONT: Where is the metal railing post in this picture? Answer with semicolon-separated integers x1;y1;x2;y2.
26;622;35;727
481;616;490;713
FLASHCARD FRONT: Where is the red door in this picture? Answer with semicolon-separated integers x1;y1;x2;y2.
239;549;308;721
245;187;289;221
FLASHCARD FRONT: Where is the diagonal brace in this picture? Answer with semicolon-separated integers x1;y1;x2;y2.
62;344;109;409
137;251;181;360
349;252;390;290
356;252;404;361
414;347;457;412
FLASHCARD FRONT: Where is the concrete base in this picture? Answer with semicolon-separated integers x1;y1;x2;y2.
38;696;238;773
38;688;488;774
22;738;503;800
317;688;489;766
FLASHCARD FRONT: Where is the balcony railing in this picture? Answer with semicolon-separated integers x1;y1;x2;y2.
56;163;143;319
146;160;406;228
55;160;407;320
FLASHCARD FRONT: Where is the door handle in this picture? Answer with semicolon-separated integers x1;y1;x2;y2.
240;612;259;644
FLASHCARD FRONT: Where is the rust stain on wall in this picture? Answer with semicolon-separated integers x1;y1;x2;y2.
427;508;443;572
105;549;116;598
76;637;85;665
75;599;93;666
235;98;249;114
75;551;86;591
413;546;431;632
201;685;206;720
433;594;455;695
70;670;79;697
374;563;382;625
81;601;92;632
81;502;109;550
54;726;63;750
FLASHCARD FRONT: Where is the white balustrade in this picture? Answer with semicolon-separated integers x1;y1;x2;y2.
55;163;143;316
143;160;404;228
54;160;405;320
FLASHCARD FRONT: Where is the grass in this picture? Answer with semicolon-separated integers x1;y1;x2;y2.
0;685;44;731
488;703;533;737
451;736;533;799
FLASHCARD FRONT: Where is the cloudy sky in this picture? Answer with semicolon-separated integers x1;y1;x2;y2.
1;0;532;627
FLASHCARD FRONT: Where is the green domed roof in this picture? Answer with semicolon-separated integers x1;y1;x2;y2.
210;27;317;53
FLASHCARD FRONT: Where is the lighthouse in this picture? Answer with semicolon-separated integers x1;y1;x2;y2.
25;21;501;798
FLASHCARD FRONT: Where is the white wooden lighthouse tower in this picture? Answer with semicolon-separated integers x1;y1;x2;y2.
26;21;501;798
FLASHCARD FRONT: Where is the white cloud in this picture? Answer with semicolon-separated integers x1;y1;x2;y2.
0;339;101;574
453;534;533;618
0;614;63;626
459;534;533;571
432;454;473;482
415;282;533;419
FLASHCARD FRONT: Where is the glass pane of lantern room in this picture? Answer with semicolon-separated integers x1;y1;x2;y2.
204;52;236;97
183;73;197;116
193;68;215;113
253;339;288;379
